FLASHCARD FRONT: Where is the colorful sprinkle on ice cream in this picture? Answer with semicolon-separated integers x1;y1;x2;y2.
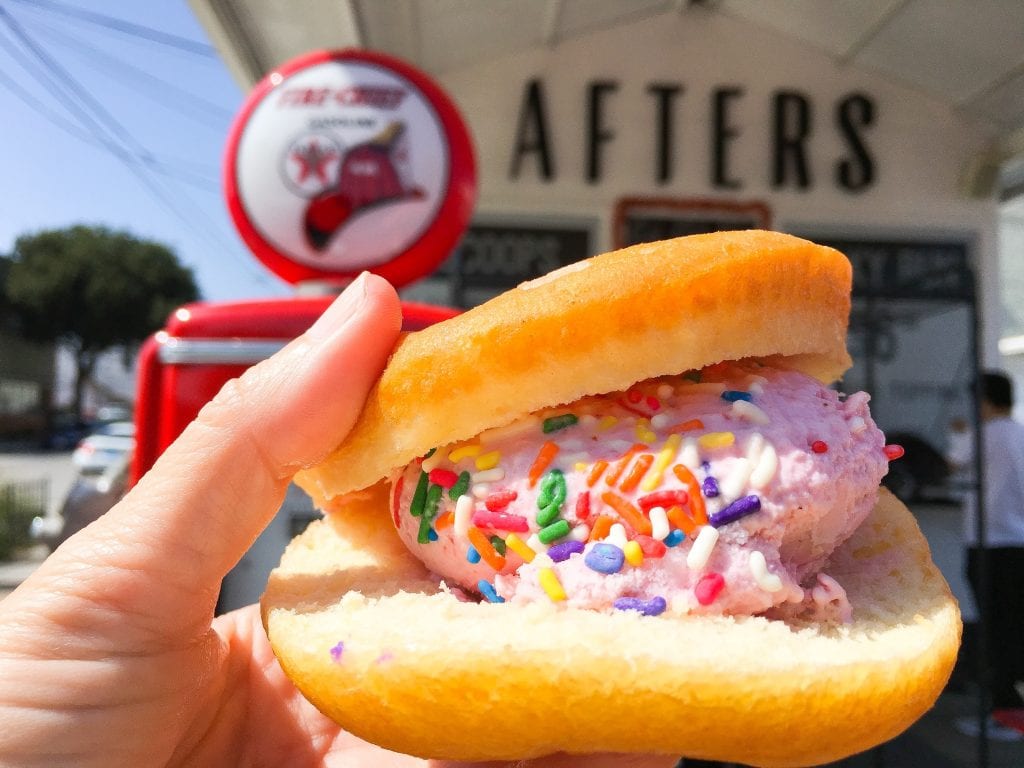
390;362;897;622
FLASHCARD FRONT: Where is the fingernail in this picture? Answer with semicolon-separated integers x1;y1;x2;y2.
306;272;369;342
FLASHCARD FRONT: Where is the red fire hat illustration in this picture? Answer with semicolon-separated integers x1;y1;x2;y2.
304;122;425;251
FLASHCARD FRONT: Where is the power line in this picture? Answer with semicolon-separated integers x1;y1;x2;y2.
25;18;233;131
0;58;219;194
0;12;197;189
8;0;218;58
1;9;170;169
0;9;275;288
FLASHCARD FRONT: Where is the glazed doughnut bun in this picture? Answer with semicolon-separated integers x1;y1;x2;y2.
295;230;853;503
263;486;959;766
266;230;960;765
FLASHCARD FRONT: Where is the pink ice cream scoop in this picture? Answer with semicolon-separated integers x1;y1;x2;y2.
390;362;892;620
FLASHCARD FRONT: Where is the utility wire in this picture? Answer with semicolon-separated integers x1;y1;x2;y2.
8;0;218;58
0;9;275;288
0;14;211;190
1;8;177;171
25;18;233;131
0;56;219;194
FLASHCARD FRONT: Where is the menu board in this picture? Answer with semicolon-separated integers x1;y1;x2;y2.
816;238;973;301
402;222;594;307
614;197;772;247
456;224;592;288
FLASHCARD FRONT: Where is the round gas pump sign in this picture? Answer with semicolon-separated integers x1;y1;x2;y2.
224;49;476;286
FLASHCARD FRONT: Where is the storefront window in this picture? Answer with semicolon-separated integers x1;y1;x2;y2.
818;238;976;503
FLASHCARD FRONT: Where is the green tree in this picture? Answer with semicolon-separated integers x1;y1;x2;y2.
4;225;199;418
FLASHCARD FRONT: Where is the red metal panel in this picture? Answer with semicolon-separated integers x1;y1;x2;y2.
131;299;458;485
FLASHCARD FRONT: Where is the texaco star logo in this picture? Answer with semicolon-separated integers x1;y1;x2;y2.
281;133;342;196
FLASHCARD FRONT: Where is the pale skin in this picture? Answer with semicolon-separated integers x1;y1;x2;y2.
0;274;678;768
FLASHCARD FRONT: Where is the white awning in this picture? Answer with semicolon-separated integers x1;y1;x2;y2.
189;0;1024;196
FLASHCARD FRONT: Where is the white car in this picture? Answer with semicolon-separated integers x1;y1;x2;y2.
71;430;136;475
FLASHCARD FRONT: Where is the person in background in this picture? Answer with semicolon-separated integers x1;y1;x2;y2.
945;416;974;493
956;371;1024;740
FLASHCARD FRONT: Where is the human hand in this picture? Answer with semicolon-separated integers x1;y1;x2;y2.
0;273;677;768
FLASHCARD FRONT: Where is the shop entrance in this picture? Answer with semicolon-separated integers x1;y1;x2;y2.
815;237;978;505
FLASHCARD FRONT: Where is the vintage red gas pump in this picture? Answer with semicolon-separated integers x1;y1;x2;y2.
131;49;475;611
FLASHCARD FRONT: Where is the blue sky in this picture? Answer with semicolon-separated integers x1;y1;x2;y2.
0;0;290;301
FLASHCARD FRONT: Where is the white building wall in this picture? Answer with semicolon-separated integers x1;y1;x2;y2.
436;9;1003;362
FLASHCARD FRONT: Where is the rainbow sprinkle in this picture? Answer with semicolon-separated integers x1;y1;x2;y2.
449;471;471;499
585;542;625;574
641;433;681;491
709;495;761;528
467;526;506;571
538;567;566;602
448;444;482;463
698;431;735;450
329;641;344;662
472;510;529;532
478;579;505;603
884;444;905;460
409;471;429;517
528;441;559;487
428;468;458;488
605;444;646;486
663;530;685;547
475;451;502;471
548;539;585;562
601;491;653;536
588;515;614;542
613;596;667;616
484;489;517;511
536;469;567;526
396;364;889;622
721;390;752;402
538;519;571;544
695;572;725;606
686;525;719;570
623;540;644;567
543;414;579;433
619;453;654;492
749;550;783;593
504;533;537;563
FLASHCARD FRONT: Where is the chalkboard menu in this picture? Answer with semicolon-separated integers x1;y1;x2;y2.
614;197;772;248
620;213;759;245
456;224;591;288
402;222;593;307
816;238;974;301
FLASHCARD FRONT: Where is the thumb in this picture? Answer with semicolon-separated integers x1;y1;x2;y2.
40;272;402;622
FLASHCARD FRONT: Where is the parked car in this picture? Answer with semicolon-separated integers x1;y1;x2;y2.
71;428;135;475
91;420;136;438
43;413;93;451
32;451;131;550
94;405;133;425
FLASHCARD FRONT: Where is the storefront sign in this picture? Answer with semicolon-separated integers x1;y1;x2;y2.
225;49;476;286
457;224;592;288
510;79;875;193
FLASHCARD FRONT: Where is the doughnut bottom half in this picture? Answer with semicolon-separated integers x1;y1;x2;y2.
261;486;961;766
